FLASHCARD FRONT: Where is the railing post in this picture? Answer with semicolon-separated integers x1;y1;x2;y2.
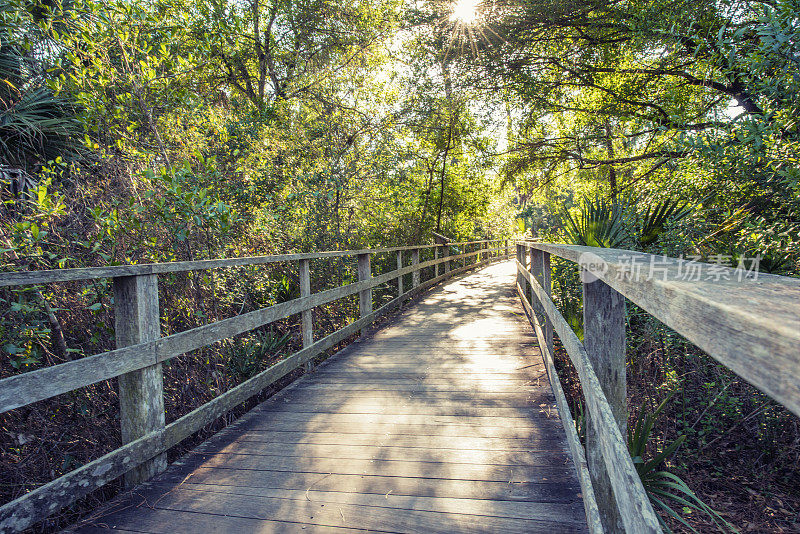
397;251;404;296
299;258;313;371
113;274;166;487
505;239;509;258
542;251;554;355
412;248;420;288
358;252;372;338
519;243;529;295
527;246;538;311
435;246;440;277
530;248;545;323
583;276;627;532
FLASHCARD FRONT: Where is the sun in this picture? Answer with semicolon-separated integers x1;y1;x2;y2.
450;0;481;24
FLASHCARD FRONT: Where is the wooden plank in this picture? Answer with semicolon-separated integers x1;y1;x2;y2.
228;420;555;439
227;411;567;432
254;394;552;409
157;466;581;504
192;441;569;465
314;365;543;374
412;248;420;287
528;243;800;417
396;250;403;296
226;431;566;451
542;252;554;359
177;452;573;482
518;260;661;532
251;400;548;417
292;383;544;393
299;370;540;379
113;274;167;487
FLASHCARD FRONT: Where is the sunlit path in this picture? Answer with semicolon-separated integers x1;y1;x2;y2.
71;262;587;533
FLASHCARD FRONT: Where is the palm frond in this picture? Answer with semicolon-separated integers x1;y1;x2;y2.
559;196;628;248
638;199;692;248
628;393;738;533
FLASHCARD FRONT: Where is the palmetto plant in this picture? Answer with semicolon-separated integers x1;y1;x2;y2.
0;2;80;173
638;200;692;249
225;329;291;381
629;395;736;533
558;196;693;251
559;196;628;248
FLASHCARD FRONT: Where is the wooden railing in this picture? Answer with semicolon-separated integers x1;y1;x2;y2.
0;239;511;532
515;241;800;534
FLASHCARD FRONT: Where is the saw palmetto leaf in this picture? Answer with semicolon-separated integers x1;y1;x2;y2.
559;196;628;248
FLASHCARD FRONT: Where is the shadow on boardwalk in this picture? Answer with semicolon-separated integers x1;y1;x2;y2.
71;262;587;534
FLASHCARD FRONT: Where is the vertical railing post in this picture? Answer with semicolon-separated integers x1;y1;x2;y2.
412;248;420;288
357;253;372;338
397;251;404;296
113;274;166;487
527;246;538;311
515;243;524;292
583;276;627;532
299;258;313;371
505;239;509;258
530;247;555;359
542;251;554;355
520;243;529;295
435;246;440;277
530;247;545;322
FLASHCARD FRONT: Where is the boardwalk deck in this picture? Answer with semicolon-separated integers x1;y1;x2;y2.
71;262;587;533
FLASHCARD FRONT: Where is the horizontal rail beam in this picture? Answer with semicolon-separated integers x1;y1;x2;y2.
0;240;503;287
522;243;800;418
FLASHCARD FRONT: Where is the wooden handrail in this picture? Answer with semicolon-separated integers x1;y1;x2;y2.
0;240;510;533
515;241;800;534
531;243;800;417
0;240;496;288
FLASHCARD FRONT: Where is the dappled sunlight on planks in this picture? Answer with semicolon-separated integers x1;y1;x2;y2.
72;262;586;533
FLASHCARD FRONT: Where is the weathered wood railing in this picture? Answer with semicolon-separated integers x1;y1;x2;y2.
516;241;800;534
0;239;511;532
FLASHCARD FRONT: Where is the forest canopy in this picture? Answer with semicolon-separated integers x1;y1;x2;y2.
1;0;798;272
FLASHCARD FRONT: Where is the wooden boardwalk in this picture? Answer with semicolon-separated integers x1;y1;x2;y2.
73;262;587;533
